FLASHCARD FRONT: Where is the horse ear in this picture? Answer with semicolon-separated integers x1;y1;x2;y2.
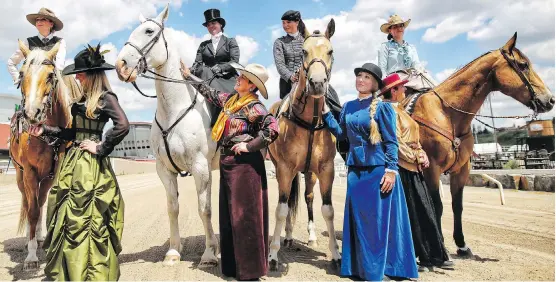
46;42;61;60
502;32;517;54
325;18;335;39
156;4;170;23
18;39;30;58
139;13;147;23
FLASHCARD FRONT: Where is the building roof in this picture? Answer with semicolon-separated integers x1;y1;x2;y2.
130;122;152;126
473;143;503;154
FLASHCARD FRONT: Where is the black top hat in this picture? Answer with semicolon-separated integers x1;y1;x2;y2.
202;9;226;28
354;63;384;88
62;43;115;75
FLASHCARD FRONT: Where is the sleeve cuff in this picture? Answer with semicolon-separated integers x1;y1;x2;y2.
385;168;398;175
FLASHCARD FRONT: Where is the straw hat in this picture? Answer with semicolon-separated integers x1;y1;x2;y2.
380;14;410;34
229;62;269;99
26;8;63;31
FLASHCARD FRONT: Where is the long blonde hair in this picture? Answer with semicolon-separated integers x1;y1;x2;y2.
81;71;112;118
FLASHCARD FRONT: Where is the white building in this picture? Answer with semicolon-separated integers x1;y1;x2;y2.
0;93;21;123
109;122;154;159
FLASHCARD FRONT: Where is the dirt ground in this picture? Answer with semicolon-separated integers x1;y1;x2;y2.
0;172;554;281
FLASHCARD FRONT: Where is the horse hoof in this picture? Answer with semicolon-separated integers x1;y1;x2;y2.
162;255;180;266
269;259;279;272
307;240;318;247
283;238;294;248
456;247;473;258
331;259;341;270
198;260;218;268
23;260;39;271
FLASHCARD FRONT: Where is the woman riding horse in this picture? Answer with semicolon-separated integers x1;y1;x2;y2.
8;7;67;86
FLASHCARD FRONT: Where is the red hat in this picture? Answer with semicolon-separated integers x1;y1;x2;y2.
380;73;408;94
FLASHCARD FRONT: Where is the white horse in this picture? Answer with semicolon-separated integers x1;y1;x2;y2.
115;5;219;267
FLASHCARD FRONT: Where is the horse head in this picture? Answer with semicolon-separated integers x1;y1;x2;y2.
301;19;335;98
115;4;170;83
494;32;554;113
18;40;67;125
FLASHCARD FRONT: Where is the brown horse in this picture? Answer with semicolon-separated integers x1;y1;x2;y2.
402;33;554;257
267;19;341;271
9;40;79;270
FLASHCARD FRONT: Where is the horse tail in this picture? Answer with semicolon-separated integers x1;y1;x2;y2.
17;195;28;235
287;173;301;222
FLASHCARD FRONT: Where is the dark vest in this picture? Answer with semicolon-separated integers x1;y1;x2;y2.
27;36;62;51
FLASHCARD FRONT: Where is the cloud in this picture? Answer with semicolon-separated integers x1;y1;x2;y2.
435;68;456;82
0;1;185;60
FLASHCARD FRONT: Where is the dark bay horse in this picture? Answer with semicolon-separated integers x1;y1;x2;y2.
402;33;554;256
267;19;341;271
9;40;80;270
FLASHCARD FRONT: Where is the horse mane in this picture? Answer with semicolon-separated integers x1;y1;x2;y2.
439;50;495;85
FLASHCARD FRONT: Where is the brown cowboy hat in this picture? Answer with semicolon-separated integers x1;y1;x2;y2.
26;8;63;31
380;14;410;34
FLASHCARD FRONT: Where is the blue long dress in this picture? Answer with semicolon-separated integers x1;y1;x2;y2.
323;96;418;281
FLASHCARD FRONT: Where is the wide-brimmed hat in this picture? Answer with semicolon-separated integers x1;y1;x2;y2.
229;62;269;99
62;44;115;75
26;8;63;31
380;14;411;34
380;73;409;94
354;63;384;88
202;9;226;28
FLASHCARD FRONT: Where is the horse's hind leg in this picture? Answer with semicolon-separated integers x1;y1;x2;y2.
317;165;341;269
303;172;318;247
451;163;473;257
191;159;219;267
156;161;182;266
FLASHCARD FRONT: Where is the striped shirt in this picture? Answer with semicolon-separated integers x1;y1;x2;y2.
273;33;304;81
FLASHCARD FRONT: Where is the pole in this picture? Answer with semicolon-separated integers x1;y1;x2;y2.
488;95;499;156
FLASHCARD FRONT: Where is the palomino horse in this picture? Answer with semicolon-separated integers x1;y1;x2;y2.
402;33;554;257
267;19;341;270
10;41;78;270
115;5;220;267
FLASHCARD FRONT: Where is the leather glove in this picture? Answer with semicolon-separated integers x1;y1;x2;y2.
210;65;222;74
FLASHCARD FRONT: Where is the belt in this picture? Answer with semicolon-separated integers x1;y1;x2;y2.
220;146;236;156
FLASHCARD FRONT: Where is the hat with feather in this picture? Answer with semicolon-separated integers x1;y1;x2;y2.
62;43;115;75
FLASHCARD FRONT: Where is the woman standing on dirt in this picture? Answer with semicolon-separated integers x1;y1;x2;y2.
381;73;455;272
322;63;418;281
182;62;278;280
28;44;129;281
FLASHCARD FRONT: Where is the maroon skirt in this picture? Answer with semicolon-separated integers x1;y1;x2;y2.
219;150;269;280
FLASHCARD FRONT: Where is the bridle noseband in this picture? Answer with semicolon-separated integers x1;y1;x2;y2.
302;34;334;85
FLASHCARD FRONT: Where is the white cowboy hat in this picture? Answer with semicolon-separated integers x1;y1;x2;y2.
229;62;269;99
380;14;410;34
27;7;64;31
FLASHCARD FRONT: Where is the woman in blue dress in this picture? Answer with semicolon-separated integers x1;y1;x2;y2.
322;63;418;281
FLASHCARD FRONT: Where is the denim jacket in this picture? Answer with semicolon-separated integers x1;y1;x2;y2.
378;40;421;77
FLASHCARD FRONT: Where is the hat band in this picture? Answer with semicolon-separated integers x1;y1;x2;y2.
381;80;405;92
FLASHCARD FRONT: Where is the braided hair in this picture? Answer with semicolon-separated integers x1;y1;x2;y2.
369;94;382;144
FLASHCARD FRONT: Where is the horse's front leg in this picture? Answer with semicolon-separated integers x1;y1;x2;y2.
451;162;473;257
156;161;182;266
192;158;219;267
268;163;296;272
303;172;318;247
317;163;341;269
22;169;40;271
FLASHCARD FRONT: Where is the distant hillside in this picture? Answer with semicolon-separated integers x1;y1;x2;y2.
475;129;528;146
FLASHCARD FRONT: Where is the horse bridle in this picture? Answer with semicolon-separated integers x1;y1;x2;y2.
499;48;539;112
302;34;334;85
123;18;169;80
20;58;58;123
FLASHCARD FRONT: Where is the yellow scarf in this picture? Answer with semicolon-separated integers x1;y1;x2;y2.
212;93;259;141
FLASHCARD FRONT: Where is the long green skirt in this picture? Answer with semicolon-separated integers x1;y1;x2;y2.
43;146;124;281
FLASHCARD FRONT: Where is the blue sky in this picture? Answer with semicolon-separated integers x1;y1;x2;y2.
1;0;554;127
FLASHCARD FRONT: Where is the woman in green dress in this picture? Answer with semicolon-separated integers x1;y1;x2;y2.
28;44;130;281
